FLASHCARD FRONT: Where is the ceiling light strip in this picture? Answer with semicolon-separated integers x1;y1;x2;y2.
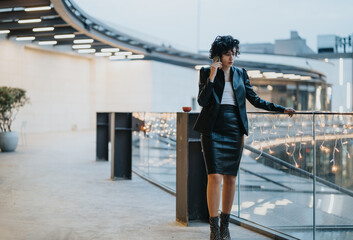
127;55;144;59
16;36;35;41
95;52;112;57
109;56;126;60
101;48;120;53
73;39;94;44
33;27;54;32
54;34;75;39
72;44;91;49
18;19;42;24
25;6;52;12
115;51;132;56
78;49;96;53
38;41;57;45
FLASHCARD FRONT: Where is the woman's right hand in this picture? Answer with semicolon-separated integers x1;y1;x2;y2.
209;57;222;82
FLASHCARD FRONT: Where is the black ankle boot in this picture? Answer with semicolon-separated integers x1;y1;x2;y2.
209;216;221;240
220;212;231;240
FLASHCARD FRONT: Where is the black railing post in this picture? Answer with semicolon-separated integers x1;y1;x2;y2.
176;112;209;225
110;112;132;180
96;112;110;161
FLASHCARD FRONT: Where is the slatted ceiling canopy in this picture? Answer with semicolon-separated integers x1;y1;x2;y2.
0;0;327;79
0;0;51;9
0;0;213;68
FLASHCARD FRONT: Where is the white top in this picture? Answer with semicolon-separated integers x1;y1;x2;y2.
221;82;237;105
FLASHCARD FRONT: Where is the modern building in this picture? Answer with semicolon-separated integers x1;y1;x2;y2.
1;1;353;240
239;31;353;112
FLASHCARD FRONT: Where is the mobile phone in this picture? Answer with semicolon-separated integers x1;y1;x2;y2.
213;56;220;63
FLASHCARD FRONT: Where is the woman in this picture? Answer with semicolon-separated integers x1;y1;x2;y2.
193;35;295;240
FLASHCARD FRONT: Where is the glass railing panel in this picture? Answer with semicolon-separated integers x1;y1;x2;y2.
132;112;177;191
235;113;315;239
314;113;353;240
130;111;353;239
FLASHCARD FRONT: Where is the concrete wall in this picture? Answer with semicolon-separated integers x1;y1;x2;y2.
0;40;199;133
151;61;198;112
0;40;93;133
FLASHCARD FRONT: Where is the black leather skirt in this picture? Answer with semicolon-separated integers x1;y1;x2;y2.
201;104;244;176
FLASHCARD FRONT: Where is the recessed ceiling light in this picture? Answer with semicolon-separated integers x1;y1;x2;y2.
78;49;96;53
127;55;144;59
109;55;126;60
0;8;12;13
115;51;132;56
72;44;91;49
95;52;112;57
18;19;42;24
73;39;94;44
25;6;51;12
33;27;54;32
16;36;35;41
54;34;75;39
101;48;120;53
38;41;57;45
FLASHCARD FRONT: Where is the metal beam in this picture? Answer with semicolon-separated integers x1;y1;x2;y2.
90;44;118;50
0;18;67;30
0;9;58;21
0;0;51;9
55;40;78;46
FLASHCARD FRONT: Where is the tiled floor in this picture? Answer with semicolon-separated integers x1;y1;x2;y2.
0;130;270;240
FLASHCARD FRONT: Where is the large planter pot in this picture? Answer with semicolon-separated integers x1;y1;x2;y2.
0;132;19;152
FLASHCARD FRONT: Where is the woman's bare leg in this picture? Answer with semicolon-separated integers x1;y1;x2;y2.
222;175;236;214
207;173;222;217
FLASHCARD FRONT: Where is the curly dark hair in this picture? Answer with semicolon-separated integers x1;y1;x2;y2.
209;35;240;60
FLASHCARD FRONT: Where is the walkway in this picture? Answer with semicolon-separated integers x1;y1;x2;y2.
0;130;270;240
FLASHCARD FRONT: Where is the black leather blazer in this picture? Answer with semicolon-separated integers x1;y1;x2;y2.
193;66;285;135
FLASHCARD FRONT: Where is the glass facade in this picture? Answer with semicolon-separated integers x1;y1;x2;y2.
250;81;331;111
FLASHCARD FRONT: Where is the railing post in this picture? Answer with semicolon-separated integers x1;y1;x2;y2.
312;113;316;240
176;112;209;225
110;112;132;180
96;112;110;161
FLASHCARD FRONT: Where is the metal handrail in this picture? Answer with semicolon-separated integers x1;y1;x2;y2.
247;111;353;116
247;111;353;115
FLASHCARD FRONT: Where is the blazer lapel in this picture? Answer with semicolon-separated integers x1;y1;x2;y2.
232;66;245;103
213;70;225;104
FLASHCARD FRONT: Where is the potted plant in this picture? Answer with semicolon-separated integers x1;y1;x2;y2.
0;87;30;152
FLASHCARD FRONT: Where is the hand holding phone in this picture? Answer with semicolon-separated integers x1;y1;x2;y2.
213;56;220;63
209;56;222;82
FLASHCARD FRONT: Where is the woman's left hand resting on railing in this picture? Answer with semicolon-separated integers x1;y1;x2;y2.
284;108;296;117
